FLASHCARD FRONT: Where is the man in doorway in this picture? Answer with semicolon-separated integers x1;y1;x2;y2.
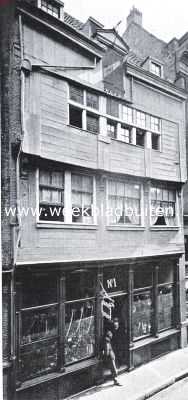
111;317;127;367
102;330;121;386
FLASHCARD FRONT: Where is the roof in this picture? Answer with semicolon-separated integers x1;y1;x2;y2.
64;12;84;31
125;50;143;67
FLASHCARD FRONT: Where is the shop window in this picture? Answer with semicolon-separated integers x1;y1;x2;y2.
136;128;145;147
107;120;117;139
71;174;94;223
158;264;174;331
122;105;133;124
150;186;177;226
17;274;58;381
69;84;84;104
86;113;99;134
152;133;160;150
185;264;188;318
134;265;153;289
119;125;132;144
136;111;146;129
65;270;96;365
108;179;141;225
66;270;96;301
69;105;83;129
185;236;188;261
133;291;152;339
86;91;99;110
39;170;64;222
41;0;60;18
107;97;119;118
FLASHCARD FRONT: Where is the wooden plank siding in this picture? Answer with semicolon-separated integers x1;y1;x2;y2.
16;169;184;265
23;72;186;181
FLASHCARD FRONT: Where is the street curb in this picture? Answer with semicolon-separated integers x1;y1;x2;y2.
136;369;188;400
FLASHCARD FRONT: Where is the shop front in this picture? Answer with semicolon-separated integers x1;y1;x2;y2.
15;256;180;400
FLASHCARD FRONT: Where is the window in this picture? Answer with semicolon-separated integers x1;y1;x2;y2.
151;133;160;150
133;266;153;340
69;84;84;104
136;129;145;147
65;270;96;364
107;120;117;139
150;116;160;132
41;0;60;17
108;179;141;225
150;186;177;226
72;174;94;224
86;91;99;110
86;113;99;134
119;125;132;144
17;274;58;381
136;111;146;129
122;105;133;124
39;170;64;222
158;265;174;331
150;62;162;77
69;105;83;129
107;98;119;118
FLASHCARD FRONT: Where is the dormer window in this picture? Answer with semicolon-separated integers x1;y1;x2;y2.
39;0;64;20
150;61;162;77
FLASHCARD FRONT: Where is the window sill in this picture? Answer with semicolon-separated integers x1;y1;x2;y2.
106;225;145;231
133;328;179;350
150;226;180;231
16;358;99;392
36;222;98;230
68;124;98;136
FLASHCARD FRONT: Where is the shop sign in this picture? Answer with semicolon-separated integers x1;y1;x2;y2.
100;281;114;320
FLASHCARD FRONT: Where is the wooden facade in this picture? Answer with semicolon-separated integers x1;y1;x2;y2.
2;2;188;400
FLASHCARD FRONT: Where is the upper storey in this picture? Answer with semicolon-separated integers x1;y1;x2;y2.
18;1;187;183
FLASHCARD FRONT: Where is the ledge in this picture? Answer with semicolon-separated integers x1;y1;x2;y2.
16;358;99;392
132;328;179;350
36;223;98;230
150;226;180;231
106;225;145;231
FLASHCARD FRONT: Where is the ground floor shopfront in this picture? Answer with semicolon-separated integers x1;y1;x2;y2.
10;254;185;400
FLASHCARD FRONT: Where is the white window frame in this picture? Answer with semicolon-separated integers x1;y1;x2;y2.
149;185;180;228
37;169;97;226
106;179;144;227
149;60;164;78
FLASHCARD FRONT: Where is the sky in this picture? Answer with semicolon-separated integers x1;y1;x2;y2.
65;0;188;42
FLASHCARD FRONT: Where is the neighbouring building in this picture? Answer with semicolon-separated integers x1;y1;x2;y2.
1;2;188;400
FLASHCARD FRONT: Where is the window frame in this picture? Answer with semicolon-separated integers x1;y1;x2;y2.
106;178;144;227
150;61;163;78
37;169;97;226
149;185;179;228
39;0;61;18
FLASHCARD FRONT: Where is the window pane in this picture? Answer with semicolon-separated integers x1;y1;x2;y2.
134;265;153;289
69;105;83;129
20;339;57;381
66;270;96;301
122;106;133;124
87;113;99;134
72;174;93;223
22;275;57;308
152;133;160;150
136;129;145;147
65;300;95;364
158;285;174;331
86;91;99;109
107;120;117;139
158;264;174;284
69;85;84;104
107;98;119;118
133;291;152;339
136;111;146;128
21;306;58;345
119;125;132;143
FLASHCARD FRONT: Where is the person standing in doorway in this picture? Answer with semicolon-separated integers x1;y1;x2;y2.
102;330;122;386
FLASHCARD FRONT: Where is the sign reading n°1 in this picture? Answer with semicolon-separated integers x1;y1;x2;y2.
103;266;127;293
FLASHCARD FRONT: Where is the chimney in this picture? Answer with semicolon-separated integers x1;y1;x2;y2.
127;7;142;27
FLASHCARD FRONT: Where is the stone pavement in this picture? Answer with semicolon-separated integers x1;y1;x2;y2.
70;348;188;400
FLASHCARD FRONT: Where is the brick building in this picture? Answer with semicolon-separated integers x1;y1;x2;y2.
1;2;188;400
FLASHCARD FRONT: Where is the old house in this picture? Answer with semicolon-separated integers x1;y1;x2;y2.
1;2;187;400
